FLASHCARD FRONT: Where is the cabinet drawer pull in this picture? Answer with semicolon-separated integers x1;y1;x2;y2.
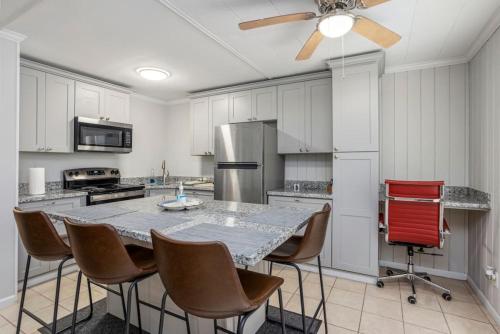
334;155;339;159
106;117;110;121
299;148;303;153
334;147;339;152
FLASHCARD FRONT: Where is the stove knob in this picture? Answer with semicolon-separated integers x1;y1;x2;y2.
113;170;119;175
68;172;73;177
75;171;80;177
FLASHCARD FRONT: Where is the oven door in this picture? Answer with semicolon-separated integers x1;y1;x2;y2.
75;117;133;153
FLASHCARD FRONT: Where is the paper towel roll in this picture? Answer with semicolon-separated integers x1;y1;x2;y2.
29;168;46;195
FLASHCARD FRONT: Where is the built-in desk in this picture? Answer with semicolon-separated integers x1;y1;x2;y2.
379;185;490;211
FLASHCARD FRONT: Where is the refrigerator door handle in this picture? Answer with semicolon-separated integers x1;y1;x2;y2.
216;162;262;169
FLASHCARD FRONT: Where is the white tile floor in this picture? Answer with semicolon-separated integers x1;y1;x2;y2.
1;268;498;334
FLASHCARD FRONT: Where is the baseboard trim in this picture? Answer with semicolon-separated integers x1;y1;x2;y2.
379;261;467;280
467;276;500;325
298;263;377;284
0;294;17;309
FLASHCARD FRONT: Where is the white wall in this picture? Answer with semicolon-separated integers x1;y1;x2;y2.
468;26;500;318
19;96;172;182
163;102;214;177
0;31;21;306
379;64;470;277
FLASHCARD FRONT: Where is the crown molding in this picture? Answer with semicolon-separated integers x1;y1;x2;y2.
385;56;469;74
327;51;385;75
156;0;270;80
0;29;26;43
21;58;134;94
466;6;500;61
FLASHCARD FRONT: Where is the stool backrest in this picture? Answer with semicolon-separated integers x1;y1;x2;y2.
13;207;71;261
64;219;142;284
385;180;444;248
294;203;331;261
151;229;251;319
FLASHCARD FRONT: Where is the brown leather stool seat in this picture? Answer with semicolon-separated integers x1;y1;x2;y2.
151;229;287;334
264;203;331;334
64;219;158;334
13;208;93;334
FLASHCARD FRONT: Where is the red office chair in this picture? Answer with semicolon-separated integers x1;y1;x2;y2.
378;180;452;304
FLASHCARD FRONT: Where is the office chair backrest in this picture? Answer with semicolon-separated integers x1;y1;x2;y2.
385;180;444;248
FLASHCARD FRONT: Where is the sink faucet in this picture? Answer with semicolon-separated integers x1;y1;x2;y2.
161;160;169;185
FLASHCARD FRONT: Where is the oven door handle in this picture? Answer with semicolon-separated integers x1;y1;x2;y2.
89;190;145;203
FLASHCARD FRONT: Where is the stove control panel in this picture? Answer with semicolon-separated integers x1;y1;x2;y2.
64;168;121;181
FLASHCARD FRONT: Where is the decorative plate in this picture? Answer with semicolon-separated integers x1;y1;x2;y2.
157;198;204;211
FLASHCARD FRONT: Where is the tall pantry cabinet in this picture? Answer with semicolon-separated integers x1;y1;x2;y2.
328;52;383;276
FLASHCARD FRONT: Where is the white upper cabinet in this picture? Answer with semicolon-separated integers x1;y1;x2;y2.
44;74;75;153
252;86;277;121
191;97;210;156
332;62;379;152
278;79;332;154
305;78;333;153
229;87;277;123
229;91;252;123
278;82;305;153
103;89;130;123
20;67;46;152
74;81;104;119
208;94;229;154
20;68;75;153
75;82;130;123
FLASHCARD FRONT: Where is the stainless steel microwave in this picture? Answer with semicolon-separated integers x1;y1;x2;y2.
74;117;133;153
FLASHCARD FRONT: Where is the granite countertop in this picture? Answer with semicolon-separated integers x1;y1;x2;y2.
19;190;88;204
267;189;332;200
46;196;316;266
379;185;490;211
145;183;214;192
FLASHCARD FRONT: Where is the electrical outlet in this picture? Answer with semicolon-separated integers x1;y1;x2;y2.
293;183;300;192
485;266;498;287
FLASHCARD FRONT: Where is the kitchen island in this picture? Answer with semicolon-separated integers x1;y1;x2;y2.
47;195;317;334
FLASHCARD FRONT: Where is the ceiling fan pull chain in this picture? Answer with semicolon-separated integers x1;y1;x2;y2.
342;35;346;79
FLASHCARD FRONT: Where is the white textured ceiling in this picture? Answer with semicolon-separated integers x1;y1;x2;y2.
6;0;500;101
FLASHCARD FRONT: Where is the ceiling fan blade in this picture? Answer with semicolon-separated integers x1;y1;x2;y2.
239;12;316;30
352;16;401;48
358;0;390;8
296;29;323;61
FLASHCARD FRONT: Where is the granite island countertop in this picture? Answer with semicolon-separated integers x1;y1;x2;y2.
19;189;88;204
379;185;490;211
46;196;316;266
267;189;332;200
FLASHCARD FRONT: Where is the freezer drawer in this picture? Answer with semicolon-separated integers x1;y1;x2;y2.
214;164;263;204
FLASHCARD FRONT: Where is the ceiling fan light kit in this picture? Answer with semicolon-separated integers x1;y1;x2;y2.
238;0;401;61
318;11;355;38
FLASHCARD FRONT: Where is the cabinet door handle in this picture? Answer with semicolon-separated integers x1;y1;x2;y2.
253;117;257;120
334;147;339;152
37;147;44;151
334;155;339;159
294;199;301;202
305;148;310;152
247;118;252;121
106;117;110;121
299;148;303;153
46;147;52;151
99;116;105;120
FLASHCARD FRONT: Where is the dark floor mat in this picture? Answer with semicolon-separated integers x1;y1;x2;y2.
39;301;321;334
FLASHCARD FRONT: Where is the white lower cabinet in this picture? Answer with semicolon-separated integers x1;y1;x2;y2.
332;152;379;276
183;190;214;201
18;197;85;282
147;189;176;197
268;196;332;268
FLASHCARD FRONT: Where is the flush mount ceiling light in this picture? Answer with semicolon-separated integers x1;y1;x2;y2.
318;11;355;38
136;67;170;81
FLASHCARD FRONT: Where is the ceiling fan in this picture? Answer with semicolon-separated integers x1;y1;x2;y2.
238;0;401;61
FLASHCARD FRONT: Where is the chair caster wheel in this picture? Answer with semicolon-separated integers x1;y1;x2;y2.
408;296;417;304
442;293;452;301
386;269;394;276
376;281;384;288
424;276;431;282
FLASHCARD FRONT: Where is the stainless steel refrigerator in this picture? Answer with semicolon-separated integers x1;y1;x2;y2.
214;122;284;204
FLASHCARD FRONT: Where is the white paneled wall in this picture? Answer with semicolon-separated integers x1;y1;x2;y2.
468;27;500;317
379;64;469;276
284;154;332;181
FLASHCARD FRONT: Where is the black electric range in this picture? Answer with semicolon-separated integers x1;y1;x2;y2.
63;168;145;205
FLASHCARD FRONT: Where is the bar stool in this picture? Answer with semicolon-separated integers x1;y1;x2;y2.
63;219;158;334
265;203;331;334
150;229;287;334
13;208;93;334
